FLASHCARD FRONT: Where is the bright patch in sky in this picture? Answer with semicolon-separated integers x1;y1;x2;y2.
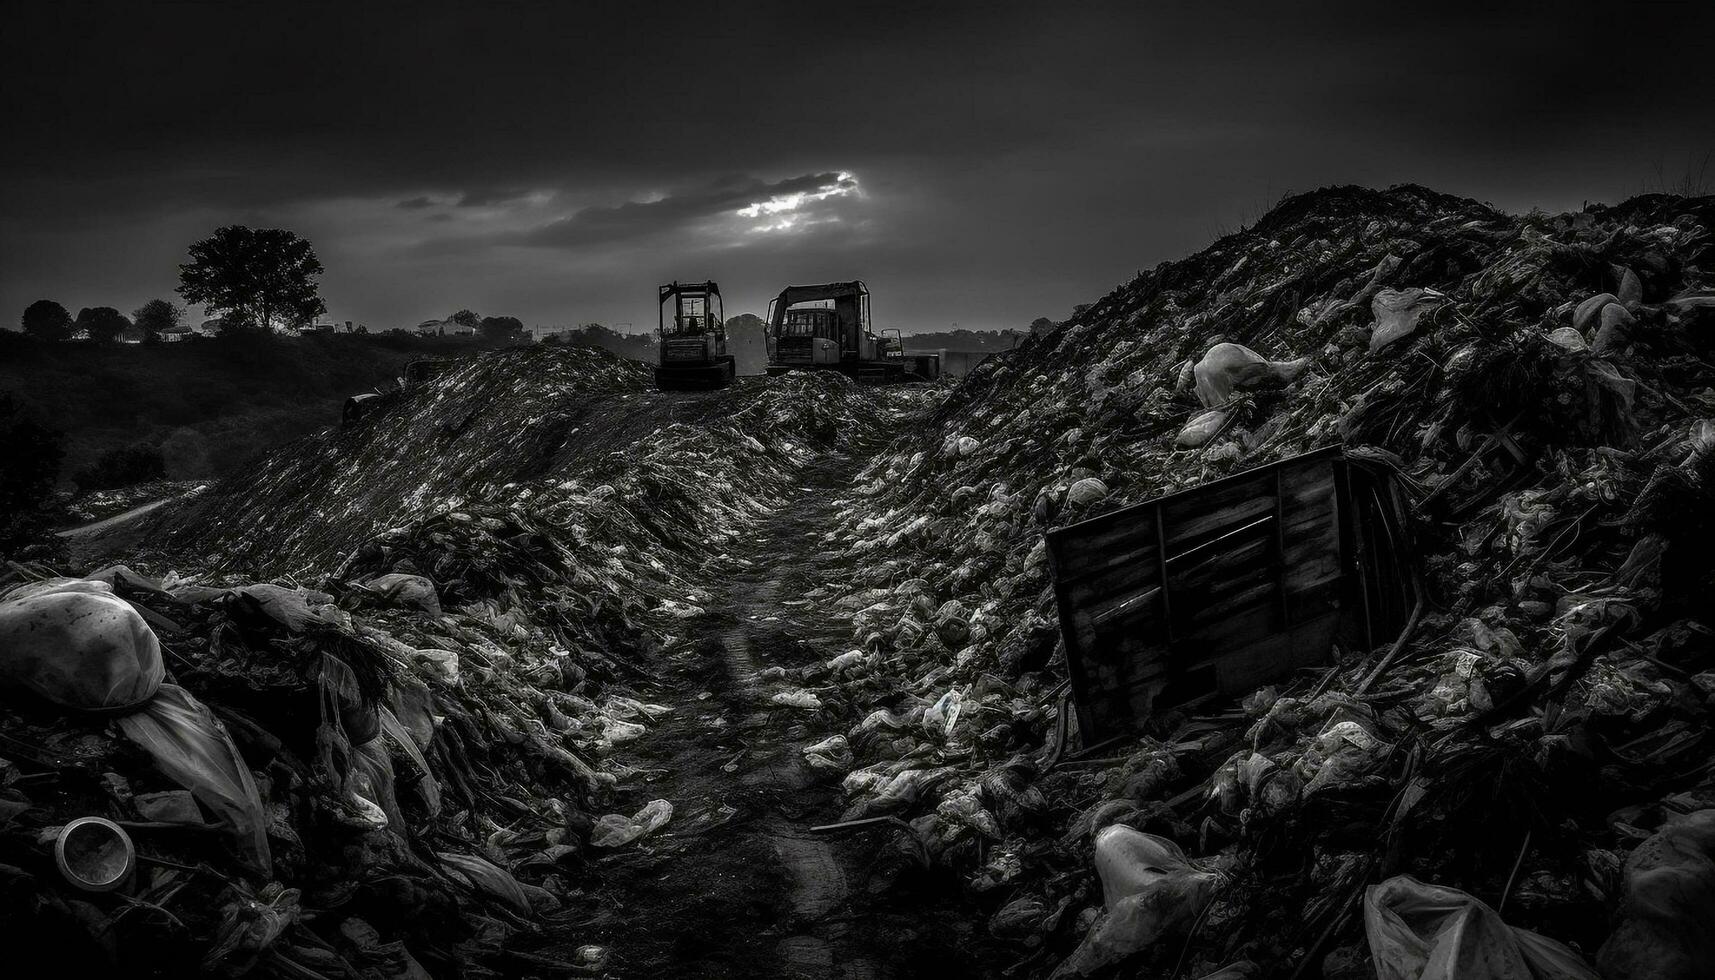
737;172;859;227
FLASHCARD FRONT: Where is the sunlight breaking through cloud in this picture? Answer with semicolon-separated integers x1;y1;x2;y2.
737;171;859;230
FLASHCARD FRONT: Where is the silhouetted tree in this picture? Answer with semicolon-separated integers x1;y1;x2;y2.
479;315;524;341
75;306;131;344
22;300;73;341
177;226;326;333
449;309;481;328
133;298;181;342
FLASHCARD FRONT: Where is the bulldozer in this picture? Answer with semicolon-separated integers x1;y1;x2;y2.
654;280;736;390
764;281;939;383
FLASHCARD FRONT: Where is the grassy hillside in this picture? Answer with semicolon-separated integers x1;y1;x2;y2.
0;331;516;482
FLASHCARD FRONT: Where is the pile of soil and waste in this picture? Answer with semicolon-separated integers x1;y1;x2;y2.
4;187;1713;979
786;186;1715;977
1;348;940;977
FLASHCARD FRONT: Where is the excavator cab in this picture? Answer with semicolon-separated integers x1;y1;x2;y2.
655;280;736;390
764;281;937;383
880;329;905;359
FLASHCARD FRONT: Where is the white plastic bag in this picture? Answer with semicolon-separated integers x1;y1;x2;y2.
0;579;164;712
1364;875;1597;980
1053;826;1223;977
590;799;673;848
116;684;271;874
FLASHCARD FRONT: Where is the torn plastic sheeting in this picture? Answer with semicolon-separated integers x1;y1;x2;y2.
923;688;965;736
1052;825;1224;977
363;572;443;617
770;688;823;710
438;851;532;917
590;799;673;848
803;734;854;772
0;578;164;713
413;647;461;685
1596;809;1715;980
115;683;271;875
1591;304;1635;355
319;653;398;829
202;883;301;974
1176;408;1232;448
1545;327;1588;352
1295;716;1393;796
350;736;404;830
840;767;958;822
226;583;350;633
1572;293;1620;333
379;705;442;817
387;674;438;751
1363;875;1597;980
1370;287;1447;351
1193;343;1310;408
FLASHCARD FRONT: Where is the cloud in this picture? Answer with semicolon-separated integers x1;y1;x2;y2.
396;196;437;210
508;171;861;249
457;187;536;208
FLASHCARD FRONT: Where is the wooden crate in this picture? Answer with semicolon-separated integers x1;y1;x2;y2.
1046;446;1414;743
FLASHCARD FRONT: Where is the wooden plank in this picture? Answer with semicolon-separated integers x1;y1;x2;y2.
1062;551;1161;608
1056;537;1160;586
1169;536;1273;594
1163;493;1275;552
1213;610;1342;691
1165;513;1276;569
1089;585;1163;627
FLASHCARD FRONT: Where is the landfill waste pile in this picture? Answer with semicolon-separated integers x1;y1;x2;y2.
0;345;929;977
795;186;1715;977
4;188;1713;979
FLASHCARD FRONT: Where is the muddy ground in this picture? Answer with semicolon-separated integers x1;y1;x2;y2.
529;417;1011;979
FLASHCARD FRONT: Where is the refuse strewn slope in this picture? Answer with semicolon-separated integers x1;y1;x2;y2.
5;185;1712;980
3;346;951;977
802;185;1714;976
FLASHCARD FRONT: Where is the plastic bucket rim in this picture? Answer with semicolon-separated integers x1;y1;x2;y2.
54;815;135;892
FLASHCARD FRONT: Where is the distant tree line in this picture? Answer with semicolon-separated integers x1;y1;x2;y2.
19;298;186;344
15;223;534;348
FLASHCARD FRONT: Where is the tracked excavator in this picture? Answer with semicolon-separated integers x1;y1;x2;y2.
764;281;939;383
654;280;736;390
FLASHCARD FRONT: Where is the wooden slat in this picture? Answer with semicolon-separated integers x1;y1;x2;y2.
1163;493;1275;552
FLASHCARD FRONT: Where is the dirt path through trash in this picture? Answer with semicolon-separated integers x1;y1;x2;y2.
56;493;186;537
537;403;1010;979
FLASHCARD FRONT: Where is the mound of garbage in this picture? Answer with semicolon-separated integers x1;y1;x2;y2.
0;349;920;976
800;186;1715;976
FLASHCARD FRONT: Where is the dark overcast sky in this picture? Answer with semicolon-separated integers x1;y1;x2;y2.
4;1;1711;334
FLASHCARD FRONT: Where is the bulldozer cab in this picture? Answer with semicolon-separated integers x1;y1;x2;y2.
766;281;872;359
659;281;724;338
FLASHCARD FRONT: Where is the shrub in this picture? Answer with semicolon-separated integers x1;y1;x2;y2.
0;391;65;554
74;445;167;492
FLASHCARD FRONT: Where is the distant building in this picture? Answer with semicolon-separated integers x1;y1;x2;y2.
415;318;475;337
158;323;196;342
